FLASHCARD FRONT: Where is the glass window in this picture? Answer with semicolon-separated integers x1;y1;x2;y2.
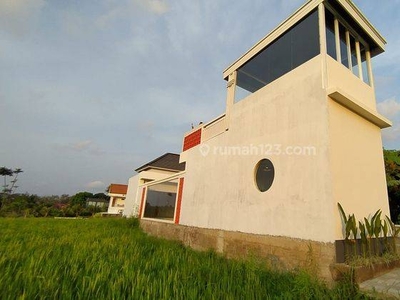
235;9;319;102
325;9;336;59
323;7;372;86
143;181;178;221
339;23;348;68
291;9;320;69
350;35;359;77
268;31;292;81
360;44;370;85
255;159;275;192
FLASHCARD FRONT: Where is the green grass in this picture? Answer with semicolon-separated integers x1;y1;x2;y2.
0;218;369;299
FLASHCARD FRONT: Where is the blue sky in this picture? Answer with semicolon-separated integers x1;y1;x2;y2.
1;0;399;196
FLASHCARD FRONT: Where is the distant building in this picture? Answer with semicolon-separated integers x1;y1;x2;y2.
107;184;128;214
123;153;185;217
86;198;109;209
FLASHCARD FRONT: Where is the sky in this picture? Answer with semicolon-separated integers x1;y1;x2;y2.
1;0;400;196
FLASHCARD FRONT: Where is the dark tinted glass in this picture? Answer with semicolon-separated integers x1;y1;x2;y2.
339;23;348;67
236;9;320;96
350;35;359;77
143;184;177;220
269;32;292;81
255;159;275;192
291;9;319;68
325;9;336;59
360;44;370;85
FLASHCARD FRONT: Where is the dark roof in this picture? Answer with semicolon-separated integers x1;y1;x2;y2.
135;153;186;172
108;184;128;194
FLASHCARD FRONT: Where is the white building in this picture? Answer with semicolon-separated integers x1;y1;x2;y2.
107;183;128;215
123;153;185;218
128;0;392;281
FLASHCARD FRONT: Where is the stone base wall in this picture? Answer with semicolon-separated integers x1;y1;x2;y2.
140;219;336;282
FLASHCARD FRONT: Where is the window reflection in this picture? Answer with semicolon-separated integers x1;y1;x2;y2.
339;23;349;68
325;8;371;86
326;9;336;59
360;45;370;85
143;181;178;221
350;35;359;77
235;9;319;102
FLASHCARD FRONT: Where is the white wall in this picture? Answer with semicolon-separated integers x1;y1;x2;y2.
328;98;390;240
179;53;389;243
180;56;336;243
123;169;180;217
107;196;125;214
123;174;140;217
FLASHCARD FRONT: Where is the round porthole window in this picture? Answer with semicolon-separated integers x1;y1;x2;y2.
254;159;275;192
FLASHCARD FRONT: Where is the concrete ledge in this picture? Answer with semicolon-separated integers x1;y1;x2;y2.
328;88;392;128
140;219;336;282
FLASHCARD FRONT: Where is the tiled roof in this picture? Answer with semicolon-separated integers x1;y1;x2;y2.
108;184;128;194
135;153;186;172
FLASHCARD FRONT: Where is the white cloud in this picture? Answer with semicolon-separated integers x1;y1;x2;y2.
135;0;169;15
53;140;105;155
85;181;106;189
377;97;400;118
96;0;169;28
0;0;45;36
382;124;400;141
70;140;93;151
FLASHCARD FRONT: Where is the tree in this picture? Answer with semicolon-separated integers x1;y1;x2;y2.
93;192;109;200
0;167;13;194
69;192;94;207
0;167;23;196
9;168;23;194
384;149;400;223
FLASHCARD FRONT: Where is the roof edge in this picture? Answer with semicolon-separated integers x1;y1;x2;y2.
223;0;386;79
223;0;323;79
134;153;182;172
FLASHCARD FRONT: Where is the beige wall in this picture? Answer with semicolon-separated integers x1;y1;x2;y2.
180;56;337;243
326;56;376;110
179;53;390;243
328;98;390;240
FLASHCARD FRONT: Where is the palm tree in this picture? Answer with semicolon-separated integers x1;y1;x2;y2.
9;168;23;194
0;167;13;194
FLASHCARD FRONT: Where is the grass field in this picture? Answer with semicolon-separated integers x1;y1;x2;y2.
0;218;369;299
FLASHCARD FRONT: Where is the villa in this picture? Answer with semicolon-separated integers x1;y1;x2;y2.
125;0;391;281
106;183;128;215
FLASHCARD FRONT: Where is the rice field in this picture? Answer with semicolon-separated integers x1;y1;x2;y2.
0;218;368;299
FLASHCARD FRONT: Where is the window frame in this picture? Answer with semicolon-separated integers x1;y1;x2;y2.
325;4;373;86
141;179;180;223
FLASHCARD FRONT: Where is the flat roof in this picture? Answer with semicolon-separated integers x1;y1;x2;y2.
223;0;386;79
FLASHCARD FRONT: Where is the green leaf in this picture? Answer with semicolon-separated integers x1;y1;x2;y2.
359;221;367;243
350;214;358;240
382;220;388;238
364;218;373;237
337;203;348;224
374;210;382;238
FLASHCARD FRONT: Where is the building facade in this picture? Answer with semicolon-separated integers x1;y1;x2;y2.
132;0;391;281
123;153;185;218
107;184;128;215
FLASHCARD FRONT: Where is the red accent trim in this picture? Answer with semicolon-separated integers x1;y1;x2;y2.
183;129;202;151
174;178;184;224
138;187;146;218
